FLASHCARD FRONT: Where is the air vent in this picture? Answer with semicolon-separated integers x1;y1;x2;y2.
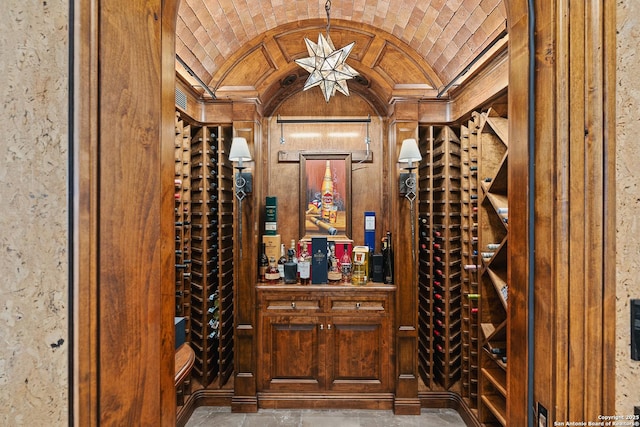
175;87;187;110
354;75;369;86
281;74;297;87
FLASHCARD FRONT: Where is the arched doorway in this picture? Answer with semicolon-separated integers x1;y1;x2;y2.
72;0;616;425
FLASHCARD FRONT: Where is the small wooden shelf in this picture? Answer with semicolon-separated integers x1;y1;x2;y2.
476;108;509;426
481;394;507;426
481;367;506;396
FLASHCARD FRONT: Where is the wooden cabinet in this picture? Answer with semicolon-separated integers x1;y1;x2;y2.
257;285;395;400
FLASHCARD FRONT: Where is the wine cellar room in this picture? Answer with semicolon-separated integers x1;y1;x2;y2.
67;0;627;426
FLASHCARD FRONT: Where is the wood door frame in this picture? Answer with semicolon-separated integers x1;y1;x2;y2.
71;0;616;425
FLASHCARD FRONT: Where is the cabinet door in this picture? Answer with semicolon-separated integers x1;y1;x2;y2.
326;316;391;392
261;315;325;391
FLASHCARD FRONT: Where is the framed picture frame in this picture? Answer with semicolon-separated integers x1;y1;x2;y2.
299;153;352;239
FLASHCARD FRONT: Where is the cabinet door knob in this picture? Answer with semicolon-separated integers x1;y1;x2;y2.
291;302;296;309
319;324;323;330
355;302;361;309
327;324;331;330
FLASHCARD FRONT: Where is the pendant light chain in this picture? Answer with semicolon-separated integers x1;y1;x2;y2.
325;0;331;39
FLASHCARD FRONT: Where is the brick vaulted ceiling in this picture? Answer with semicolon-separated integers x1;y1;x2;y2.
176;0;507;112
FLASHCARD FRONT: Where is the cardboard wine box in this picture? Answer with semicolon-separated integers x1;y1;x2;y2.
262;234;281;262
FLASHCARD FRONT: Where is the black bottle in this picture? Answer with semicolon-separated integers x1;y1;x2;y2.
284;248;298;284
383;231;394;284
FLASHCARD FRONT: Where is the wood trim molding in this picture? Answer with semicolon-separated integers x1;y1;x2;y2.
73;0;179;425
72;0;99;424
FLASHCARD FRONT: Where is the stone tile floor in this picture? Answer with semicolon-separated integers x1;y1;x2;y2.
184;407;467;426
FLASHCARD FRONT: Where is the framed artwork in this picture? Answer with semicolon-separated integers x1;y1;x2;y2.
299;153;352;239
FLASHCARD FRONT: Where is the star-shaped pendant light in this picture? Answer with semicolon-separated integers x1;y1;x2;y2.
294;1;359;102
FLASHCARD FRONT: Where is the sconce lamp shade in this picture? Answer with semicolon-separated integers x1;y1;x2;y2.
229;137;252;164
398;138;422;166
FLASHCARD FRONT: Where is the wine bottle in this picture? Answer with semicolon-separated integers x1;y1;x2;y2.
277;243;286;282
298;240;311;285
284;248;297;284
259;242;269;282
383;231;394;284
327;243;341;282
340;244;352;283
265;257;280;283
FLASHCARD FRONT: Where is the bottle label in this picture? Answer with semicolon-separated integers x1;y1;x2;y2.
341;262;351;276
265;272;280;281
278;265;284;278
299;261;310;279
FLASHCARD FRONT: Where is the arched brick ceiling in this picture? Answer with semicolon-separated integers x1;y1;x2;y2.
176;0;507;104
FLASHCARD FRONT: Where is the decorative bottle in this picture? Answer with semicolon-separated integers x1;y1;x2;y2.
327;242;341;283
383;231;394;284
321;160;334;222
284;248;298;284
290;239;298;282
259;242;269;282
340;243;352;283
298;240;311;285
277;243;287;282
265;257;280;283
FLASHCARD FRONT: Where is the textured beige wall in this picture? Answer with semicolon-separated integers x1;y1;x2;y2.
616;0;640;416
0;1;69;425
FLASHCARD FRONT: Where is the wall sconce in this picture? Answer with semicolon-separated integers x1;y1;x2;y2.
229;137;253;201
229;137;253;255
398;138;422;262
398;138;422;201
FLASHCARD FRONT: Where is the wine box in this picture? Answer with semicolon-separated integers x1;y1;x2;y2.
311;237;328;284
265;196;277;235
262;234;281;262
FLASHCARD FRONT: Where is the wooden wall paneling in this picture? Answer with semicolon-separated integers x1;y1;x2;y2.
530;0;616;423
601;0;617;415
504;0;530;425
232;114;260;412
162;3;182;423
174;114;192;405
266;90;384;245
448;49;509;123
390;111;421;415
73;0;100;423
93;0;177;425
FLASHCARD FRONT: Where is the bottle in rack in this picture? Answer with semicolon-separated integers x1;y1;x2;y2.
259;242;269;282
298;240;311;285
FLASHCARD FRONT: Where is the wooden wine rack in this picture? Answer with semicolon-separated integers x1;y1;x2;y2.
173;112;236;398
417;125;463;390
476;109;509;426
460;113;481;406
174;112;192;404
189;124;235;389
